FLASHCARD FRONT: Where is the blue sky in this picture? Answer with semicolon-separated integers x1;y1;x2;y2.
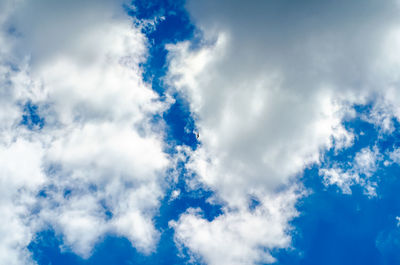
1;0;400;265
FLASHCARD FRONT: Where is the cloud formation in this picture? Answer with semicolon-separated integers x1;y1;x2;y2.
166;0;400;263
320;146;381;196
0;0;170;263
3;0;400;264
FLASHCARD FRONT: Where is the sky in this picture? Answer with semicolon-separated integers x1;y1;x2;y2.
1;0;400;264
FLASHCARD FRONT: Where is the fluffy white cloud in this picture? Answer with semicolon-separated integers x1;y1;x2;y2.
171;188;301;265
166;0;400;264
0;0;170;263
0;140;46;265
39;123;168;257
168;37;353;207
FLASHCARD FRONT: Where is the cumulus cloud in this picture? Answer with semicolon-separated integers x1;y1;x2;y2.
166;0;400;263
0;0;170;263
171;187;301;265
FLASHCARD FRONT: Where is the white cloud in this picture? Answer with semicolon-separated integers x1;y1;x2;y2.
0;140;46;265
320;146;381;196
354;147;381;177
170;189;181;201
0;0;170;262
320;167;358;195
166;0;400;263
39;123;168;257
168;38;353;207
171;188;301;265
389;148;400;164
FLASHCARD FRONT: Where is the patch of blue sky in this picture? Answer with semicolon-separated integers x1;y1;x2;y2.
163;93;198;148
274;167;400;264
131;0;216;236
128;0;199;149
30;230;190;265
129;0;195;95
273;107;400;265
20;101;45;130
29;230;180;265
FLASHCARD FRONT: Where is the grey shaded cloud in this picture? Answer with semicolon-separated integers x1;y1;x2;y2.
167;0;400;264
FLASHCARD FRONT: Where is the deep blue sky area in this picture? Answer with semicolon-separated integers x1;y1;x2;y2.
275;113;400;265
18;1;400;265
